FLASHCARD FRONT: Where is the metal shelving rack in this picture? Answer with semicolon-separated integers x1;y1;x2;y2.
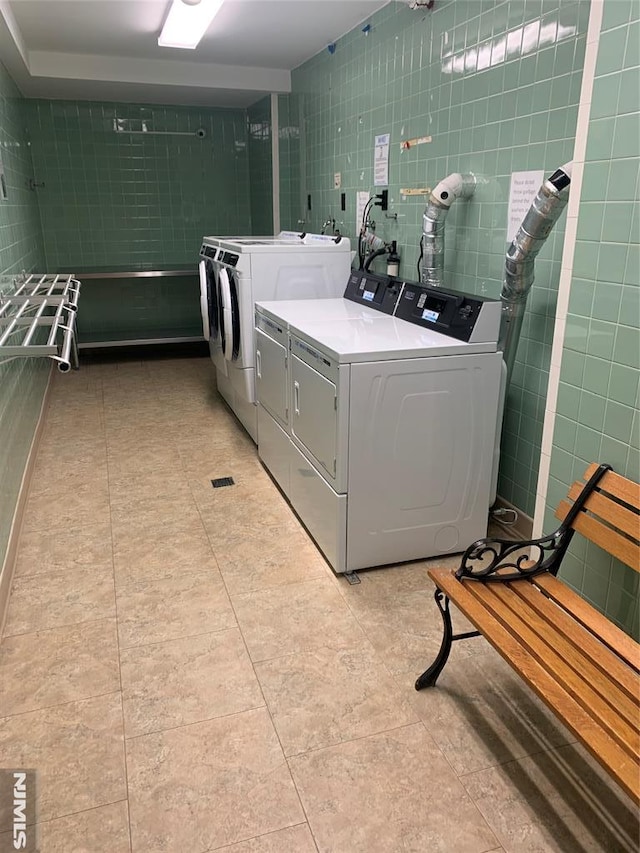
0;273;81;372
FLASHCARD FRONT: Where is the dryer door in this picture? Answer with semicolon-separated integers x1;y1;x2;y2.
205;260;220;341
199;260;210;340
217;270;226;355
228;269;241;361
219;267;233;360
291;353;337;481
256;327;288;428
219;268;241;362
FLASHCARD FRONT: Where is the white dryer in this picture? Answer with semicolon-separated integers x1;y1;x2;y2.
198;233;351;441
255;272;503;574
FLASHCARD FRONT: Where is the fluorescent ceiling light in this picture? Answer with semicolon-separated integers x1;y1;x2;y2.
158;0;224;50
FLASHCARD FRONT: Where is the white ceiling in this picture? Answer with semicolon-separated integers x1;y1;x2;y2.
0;0;390;107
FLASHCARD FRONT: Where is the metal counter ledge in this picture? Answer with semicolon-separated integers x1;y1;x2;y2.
62;267;204;348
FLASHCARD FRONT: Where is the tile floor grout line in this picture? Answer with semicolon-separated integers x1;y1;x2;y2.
10;797;130;832
2;611;117;641
284;718;427;761
117;621;242;652
113;561;229;588
123;703;268;742
0;689;123;723
454;738;587;784
125;703;266;741
104;409;135;853
241;635;399;668
0;613;117;638
203;821;314;853
117;624;244;654
225;573;360;604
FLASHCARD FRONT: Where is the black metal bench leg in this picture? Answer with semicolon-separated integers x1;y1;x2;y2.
415;589;453;690
415;586;482;690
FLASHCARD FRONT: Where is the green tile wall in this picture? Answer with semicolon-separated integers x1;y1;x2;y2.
247;97;273;235
287;0;590;515
0;61;49;575
0;69;43;275
546;0;639;639
278;94;303;231
27;100;252;268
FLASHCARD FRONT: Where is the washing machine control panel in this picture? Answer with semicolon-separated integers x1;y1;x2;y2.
343;270;402;314
219;252;239;267
200;244;217;260
396;282;500;343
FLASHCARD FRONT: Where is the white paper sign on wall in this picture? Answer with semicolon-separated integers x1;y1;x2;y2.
373;133;390;187
507;170;544;243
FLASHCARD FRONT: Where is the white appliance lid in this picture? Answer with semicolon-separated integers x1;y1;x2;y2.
256;298;391;327
289;314;498;363
215;236;351;253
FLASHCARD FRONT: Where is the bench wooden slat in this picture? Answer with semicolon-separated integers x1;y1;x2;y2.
583;463;640;511
556;499;639;570
428;568;640;804
513;580;640;708
535;573;640;671
566;481;640;542
463;580;640;760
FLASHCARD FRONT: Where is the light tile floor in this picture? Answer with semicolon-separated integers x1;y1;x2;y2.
1;356;637;853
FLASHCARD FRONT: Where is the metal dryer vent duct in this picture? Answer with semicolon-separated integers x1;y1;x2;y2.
499;163;572;382
487;162;572;506
421;172;476;288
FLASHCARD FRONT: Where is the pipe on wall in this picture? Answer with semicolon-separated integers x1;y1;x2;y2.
421;172;476;288
499;163;572;382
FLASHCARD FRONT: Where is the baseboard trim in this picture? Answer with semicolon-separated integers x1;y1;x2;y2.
491;495;534;541
0;366;53;638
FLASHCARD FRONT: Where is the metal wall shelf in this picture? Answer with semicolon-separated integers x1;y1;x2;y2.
0;273;81;372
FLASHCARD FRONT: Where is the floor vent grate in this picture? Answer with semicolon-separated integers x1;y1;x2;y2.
211;477;235;488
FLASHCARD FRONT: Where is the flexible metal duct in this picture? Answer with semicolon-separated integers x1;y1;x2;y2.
499;163;572;380
421;172;476;288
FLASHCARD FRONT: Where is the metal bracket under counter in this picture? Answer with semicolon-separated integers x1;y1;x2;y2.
66;269;196;280
77;333;203;349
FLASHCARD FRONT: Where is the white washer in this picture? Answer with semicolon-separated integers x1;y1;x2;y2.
198;233;351;441
255;273;503;574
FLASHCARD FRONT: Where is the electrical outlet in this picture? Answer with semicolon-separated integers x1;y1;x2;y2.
375;189;388;211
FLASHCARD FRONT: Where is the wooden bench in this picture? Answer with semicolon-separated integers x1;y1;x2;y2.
416;462;640;805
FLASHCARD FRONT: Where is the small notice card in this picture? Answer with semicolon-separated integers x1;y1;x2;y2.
374;133;390;187
507;170;544;242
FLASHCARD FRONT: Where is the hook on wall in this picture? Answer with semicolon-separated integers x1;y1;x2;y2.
28;179;45;191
